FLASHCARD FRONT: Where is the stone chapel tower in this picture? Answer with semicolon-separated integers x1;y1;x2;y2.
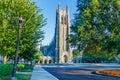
55;4;72;63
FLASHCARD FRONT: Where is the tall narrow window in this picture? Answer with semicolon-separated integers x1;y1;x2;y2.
61;15;64;24
64;17;67;24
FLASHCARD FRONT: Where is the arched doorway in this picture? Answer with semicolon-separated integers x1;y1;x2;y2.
64;55;68;63
49;60;52;63
44;60;47;64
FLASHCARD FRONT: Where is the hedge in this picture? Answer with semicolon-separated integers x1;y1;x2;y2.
0;64;13;78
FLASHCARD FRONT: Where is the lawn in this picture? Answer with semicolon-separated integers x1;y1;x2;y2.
1;74;31;80
99;69;120;76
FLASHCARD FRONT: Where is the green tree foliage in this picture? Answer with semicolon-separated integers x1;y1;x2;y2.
0;0;46;63
21;47;37;62
34;50;42;64
71;0;120;62
70;0;91;50
73;49;80;57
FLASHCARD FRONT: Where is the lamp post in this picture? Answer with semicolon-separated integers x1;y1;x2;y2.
11;17;24;80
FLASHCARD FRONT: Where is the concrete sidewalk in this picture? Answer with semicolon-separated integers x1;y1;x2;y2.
30;65;59;80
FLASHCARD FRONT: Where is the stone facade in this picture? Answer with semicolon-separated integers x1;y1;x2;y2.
55;4;72;63
40;4;73;64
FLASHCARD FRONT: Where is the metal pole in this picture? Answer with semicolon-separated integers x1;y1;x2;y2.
11;27;20;80
11;16;23;80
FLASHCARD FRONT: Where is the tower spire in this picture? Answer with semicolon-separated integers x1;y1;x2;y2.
58;3;60;10
66;5;69;13
66;5;68;9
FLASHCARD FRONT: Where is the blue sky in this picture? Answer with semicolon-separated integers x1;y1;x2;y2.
33;0;77;45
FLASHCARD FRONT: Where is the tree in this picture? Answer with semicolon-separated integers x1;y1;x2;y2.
34;51;43;64
69;0;90;53
70;0;120;62
0;0;46;63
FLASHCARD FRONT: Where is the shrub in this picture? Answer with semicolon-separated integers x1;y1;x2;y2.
22;64;34;72
17;64;25;71
0;64;13;77
24;64;33;69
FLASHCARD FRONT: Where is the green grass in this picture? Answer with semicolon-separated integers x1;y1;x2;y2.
19;68;33;72
1;74;31;80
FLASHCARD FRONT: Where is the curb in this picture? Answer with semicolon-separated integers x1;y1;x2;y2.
16;72;32;74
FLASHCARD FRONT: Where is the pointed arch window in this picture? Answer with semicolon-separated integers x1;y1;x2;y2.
64;17;67;24
61;15;64;24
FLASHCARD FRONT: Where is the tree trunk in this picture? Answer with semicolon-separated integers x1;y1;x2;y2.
30;60;32;66
17;57;19;64
3;55;7;64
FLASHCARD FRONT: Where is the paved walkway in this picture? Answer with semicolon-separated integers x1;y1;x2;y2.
30;65;59;80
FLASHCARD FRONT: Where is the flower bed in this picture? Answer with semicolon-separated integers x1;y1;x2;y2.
99;69;120;76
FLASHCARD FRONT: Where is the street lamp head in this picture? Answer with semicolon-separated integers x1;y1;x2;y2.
18;16;24;24
18;16;24;29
